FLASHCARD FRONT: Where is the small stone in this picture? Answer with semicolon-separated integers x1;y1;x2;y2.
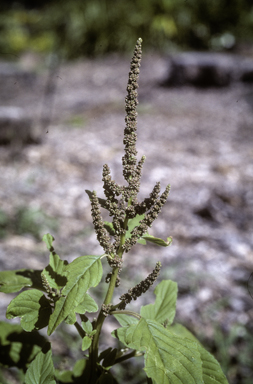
163;52;253;87
0;106;40;146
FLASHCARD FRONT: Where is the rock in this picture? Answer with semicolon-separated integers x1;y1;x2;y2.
0;106;40;146
163;52;253;87
240;59;253;82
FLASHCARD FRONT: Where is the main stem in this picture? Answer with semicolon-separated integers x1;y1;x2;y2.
89;215;128;378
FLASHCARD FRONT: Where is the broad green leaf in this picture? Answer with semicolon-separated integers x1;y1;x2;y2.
48;255;103;335
113;318;203;384
113;313;139;327
85;189;107;209
0;322;23;366
0;269;43;293
6;290;52;332
169;324;229;384
142;234;173;247
169;323;198;341
42;254;68;291
75;293;98;314
25;344;55;384
42;234;68;291
126;214;145;238
0;321;46;370
198;344;228;384
64;293;98;325
140;280;177;325
82;335;92;351
64;311;76;325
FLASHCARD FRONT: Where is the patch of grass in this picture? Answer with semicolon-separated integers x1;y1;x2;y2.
205;323;253;384
66;114;87;128
197;297;253;384
12;206;58;240
0;207;58;241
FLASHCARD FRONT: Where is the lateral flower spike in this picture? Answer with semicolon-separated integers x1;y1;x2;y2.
90;191;114;255
118;262;161;310
122;38;142;184
123;185;171;252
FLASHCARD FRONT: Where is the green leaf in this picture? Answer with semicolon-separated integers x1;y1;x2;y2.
168;323;199;340
82;336;92;351
0;269;43;293
64;311;77;325
140;280;177;326
75;293;98;314
125;214;145;239
55;359;92;383
104;221;115;236
85;189;107;209
169;324;229;384
102;348;118;368
42;234;68;291
42;233;55;251
42;253;68;291
73;358;92;380
137;237;147;245
54;369;73;383
48;255;103;335
113;318;203;384
141;234;173;247
0;321;46;370
98;348;115;363
80;318;96;351
81;319;93;334
25;344;55;384
96;370;119;383
198;344;228;384
6;290;52;332
126;216;171;247
113;313;139;327
73;359;88;376
64;293;98;325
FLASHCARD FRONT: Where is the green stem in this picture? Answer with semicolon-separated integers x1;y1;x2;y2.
89;267;119;382
74;321;86;339
113;349;143;365
89;215;129;380
110;310;141;320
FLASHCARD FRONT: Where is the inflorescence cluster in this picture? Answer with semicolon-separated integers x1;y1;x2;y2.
88;38;170;291
117;262;161;310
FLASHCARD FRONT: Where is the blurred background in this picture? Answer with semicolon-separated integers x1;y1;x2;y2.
0;0;253;58
0;1;253;384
